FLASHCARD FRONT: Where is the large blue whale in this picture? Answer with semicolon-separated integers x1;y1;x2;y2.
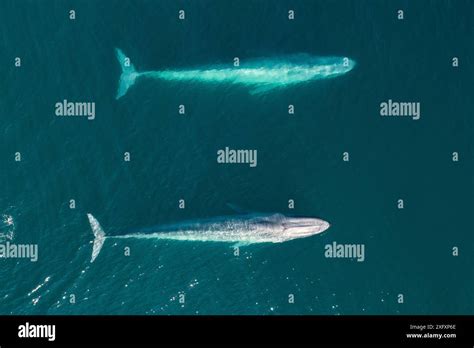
87;213;330;262
115;48;355;98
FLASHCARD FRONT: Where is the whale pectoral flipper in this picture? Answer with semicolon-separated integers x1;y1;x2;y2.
226;203;251;215
249;83;281;95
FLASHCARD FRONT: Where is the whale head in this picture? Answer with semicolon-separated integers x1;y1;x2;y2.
304;56;356;80
279;216;330;241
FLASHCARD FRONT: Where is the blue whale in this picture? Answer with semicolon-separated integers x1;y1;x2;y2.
87;213;330;262
115;48;356;98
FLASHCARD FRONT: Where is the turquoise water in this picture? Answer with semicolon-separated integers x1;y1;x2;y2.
0;0;472;314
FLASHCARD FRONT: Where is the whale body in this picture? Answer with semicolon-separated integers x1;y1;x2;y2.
87;212;330;262
115;48;356;98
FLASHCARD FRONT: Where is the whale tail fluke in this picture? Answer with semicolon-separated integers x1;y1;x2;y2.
87;214;106;263
115;48;138;99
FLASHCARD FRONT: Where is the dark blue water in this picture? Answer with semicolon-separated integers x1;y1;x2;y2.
0;0;472;314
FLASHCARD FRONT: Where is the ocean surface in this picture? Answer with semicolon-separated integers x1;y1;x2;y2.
0;0;472;315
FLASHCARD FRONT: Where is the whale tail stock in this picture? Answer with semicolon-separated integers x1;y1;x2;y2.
115;48;138;99
87;214;106;263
